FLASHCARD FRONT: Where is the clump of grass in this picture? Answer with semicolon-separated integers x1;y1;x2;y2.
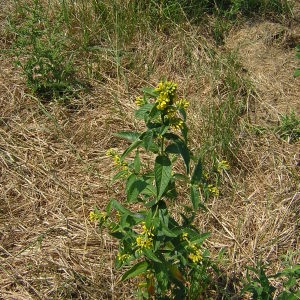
9;0;83;100
191;50;254;166
275;111;300;143
242;260;300;300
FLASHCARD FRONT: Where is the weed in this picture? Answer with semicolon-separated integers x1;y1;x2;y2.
92;81;227;299
9;0;81;100
196;51;253;164
275;111;300;143
242;260;300;300
242;262;277;299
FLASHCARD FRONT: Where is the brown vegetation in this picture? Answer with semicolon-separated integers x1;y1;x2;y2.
0;1;299;299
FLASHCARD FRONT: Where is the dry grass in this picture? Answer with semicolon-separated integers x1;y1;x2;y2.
1;1;300;299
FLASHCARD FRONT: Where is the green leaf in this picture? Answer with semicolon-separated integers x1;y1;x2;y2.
294;69;300;77
121;139;142;160
164;179;177;199
181;123;188;143
135;103;154;120
190;185;200;210
127;178;148;203
113;131;140;142
143;249;162;263
134;150;141;173
191;157;203;185
164;138;190;174
163;132;181;141
277;291;297;300
142;130;153;151
159;125;169;136
173;173;189;182
145;198;157;208
142;87;158;97
161;224;178;237
112;169;129;182
148;105;160;119
141;182;156;197
175;140;190;174
126;174;137;193
110;199;132;215
155;156;172;199
165;143;180;154
121;261;149;281
178;107;187;121
190;232;210;245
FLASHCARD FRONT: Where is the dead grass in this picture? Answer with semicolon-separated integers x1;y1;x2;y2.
1;1;299;299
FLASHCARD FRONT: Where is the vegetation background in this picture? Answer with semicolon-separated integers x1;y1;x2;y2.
0;0;299;299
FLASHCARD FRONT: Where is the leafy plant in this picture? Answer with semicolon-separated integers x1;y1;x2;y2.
91;81;228;299
242;262;276;300
242;261;300;300
10;0;81;100
275;111;300;143
276;264;300;300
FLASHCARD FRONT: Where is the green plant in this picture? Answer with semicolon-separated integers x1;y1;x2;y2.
10;0;80;100
242;261;300;300
196;51;251;164
275;264;300;300
91;81;228;299
275;111;300;143
242;262;276;300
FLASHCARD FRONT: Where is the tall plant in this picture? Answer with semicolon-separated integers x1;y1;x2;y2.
91;81;228;299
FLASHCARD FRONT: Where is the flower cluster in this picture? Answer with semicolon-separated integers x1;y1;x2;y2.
89;211;98;222
135;222;154;253
188;244;203;264
217;160;230;173
106;148;130;175
89;211;107;223
153;80;189;130
181;232;203;264
208;184;219;197
117;252;130;263
135;96;145;107
175;98;189;110
154;80;177;110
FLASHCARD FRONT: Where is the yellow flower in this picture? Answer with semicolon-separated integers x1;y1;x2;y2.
156;92;170;110
176;98;189;110
208;184;219;197
155;81;177;97
89;211;98;222
100;211;108;220
106;148;128;169
188;248;202;263
217;160;230;173
155;81;178;110
106;148;115;156
203;172;209;180
165;106;177;118
112;154;122;166
136;235;153;250
141;222;154;237
170;117;184;130
135;96;145;107
117;252;130;262
181;232;189;241
135;222;154;252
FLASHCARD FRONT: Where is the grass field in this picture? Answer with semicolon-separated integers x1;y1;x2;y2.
0;0;299;299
